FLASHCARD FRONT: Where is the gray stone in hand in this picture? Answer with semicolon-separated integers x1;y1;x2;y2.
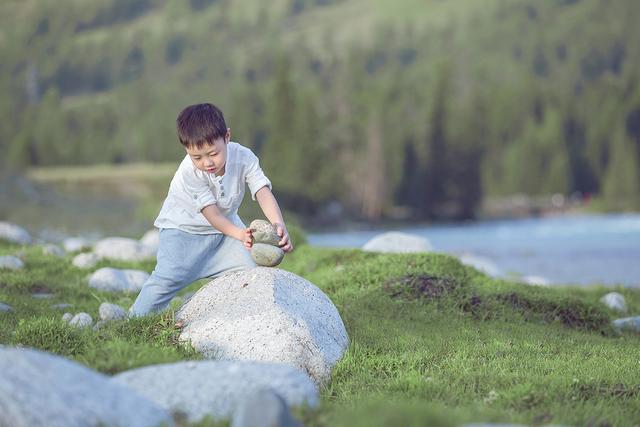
249;219;281;246
251;243;285;267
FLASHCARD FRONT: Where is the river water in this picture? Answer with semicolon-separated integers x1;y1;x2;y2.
308;213;640;287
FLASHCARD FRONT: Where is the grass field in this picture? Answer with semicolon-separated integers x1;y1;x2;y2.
1;238;639;426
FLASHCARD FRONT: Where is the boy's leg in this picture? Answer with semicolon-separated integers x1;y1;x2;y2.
198;234;256;280
129;229;224;317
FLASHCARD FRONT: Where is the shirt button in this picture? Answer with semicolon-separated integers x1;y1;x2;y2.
193;194;198;199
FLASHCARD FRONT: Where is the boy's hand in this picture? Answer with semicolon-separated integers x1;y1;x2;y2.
273;223;293;253
242;228;253;250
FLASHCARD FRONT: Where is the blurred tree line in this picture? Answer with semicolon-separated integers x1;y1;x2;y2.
1;0;639;221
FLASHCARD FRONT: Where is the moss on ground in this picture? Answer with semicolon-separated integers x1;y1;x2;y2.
1;240;639;426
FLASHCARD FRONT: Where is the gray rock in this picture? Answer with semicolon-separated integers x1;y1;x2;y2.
61;312;73;323
232;388;301;427
176;267;349;385
72;252;100;269
362;231;432;253
69;312;93;328
63;237;91;252
112;360;317;423
88;267;149;293
0;346;173;427
251;243;285;267
0;255;24;270
249;219;280;246
51;303;73;310
600;292;627;312
0;302;14;313
94;237;155;262
458;253;501;277
99;302;127;321
41;244;65;257
140;229;160;253
0;222;32;245
612;316;640;333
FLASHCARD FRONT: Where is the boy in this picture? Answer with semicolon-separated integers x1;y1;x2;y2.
130;103;293;316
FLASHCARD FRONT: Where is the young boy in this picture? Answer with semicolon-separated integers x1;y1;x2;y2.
130;103;293;316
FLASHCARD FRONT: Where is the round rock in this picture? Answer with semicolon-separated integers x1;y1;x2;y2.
600;292;627;312
140;229;160;253
0;222;32;245
0;346;173;427
176;267;349;385
251;243;285;267
41;244;65;257
0;255;25;270
362;231;432;253
99;302;127;321
72;252;100;269
69;312;93;328
232;388;301;427
63;237;91;252
0;302;14;313
112;360;317;423
88;267;150;293
249;219;280;246
612;316;640;333
61;312;74;323
94;237;155;262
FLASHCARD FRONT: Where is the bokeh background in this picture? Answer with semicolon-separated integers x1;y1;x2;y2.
1;0;639;284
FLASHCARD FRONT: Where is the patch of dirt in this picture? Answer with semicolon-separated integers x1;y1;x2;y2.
30;283;52;294
383;274;458;300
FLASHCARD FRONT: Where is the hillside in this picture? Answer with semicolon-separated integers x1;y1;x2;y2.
1;0;639;220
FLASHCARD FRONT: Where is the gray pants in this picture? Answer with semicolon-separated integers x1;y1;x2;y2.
130;228;255;316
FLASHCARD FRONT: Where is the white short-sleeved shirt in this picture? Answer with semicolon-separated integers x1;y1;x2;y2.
154;142;271;234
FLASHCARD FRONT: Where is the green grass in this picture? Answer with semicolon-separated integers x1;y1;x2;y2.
1;239;639;426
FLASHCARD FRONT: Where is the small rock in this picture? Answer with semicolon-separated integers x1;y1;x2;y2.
0;302;14;313
72;252;100;269
88;267;150;293
232;388;301;427
362;232;432;253
99;302;127;321
42;244;65;257
51;303;73;310
522;275;551;286
69;312;93;328
0;221;32;245
140;229;160;253
62;312;74;323
0;255;24;270
600;292;627;312
251;243;285;267
612;316;640;333
458;253;501;277
249;220;280;246
94;237;155;262
63;237;91;252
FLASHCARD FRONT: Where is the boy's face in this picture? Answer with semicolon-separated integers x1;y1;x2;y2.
185;129;230;176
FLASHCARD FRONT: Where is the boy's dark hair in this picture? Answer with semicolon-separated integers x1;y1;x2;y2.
176;103;228;148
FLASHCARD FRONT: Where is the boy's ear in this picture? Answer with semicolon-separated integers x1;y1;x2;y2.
225;128;231;143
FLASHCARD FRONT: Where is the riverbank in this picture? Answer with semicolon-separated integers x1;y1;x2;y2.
1;238;639;426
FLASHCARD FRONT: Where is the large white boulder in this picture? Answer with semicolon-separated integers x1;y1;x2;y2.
94;237;155;262
176;267;349;385
88;267;149;293
0;346;173;427
112;360;317;423
362;231;432;253
0;222;32;245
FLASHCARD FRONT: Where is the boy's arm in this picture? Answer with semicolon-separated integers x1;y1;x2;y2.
254;186;293;252
201;204;252;249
